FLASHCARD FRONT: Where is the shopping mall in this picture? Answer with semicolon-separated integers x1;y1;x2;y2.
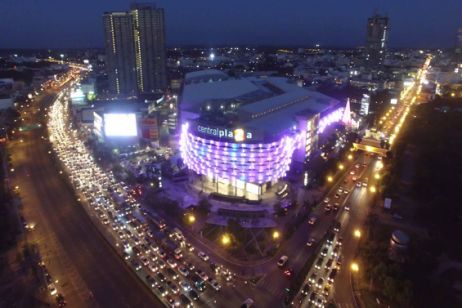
179;70;348;201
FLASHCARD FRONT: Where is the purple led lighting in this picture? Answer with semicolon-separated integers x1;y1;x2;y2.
180;123;303;184
318;107;345;134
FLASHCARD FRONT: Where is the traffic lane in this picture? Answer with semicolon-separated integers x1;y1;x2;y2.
333;160;376;305
20;96;163;307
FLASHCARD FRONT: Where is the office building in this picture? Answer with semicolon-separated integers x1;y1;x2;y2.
366;14;389;65
103;3;167;97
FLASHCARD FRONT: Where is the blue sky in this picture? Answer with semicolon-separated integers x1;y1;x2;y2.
1;0;461;48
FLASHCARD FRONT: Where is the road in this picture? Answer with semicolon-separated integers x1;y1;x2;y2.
10;88;163;307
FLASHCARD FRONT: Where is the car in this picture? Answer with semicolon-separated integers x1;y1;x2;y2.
334;193;340;199
55;293;66;307
309;273;317;284
337;188;343;194
184;261;195;271
157;259;166;269
362;180;368;187
323;286;330;297
158;250;167;259
352;176;357;181
277;255;288;267
333;205;339;212
195;269;208;281
198;251;209;261
328;269;338;284
308;216;317;225
356;181;362;188
350;170;355;175
180;280;191;292
188;289;199;301
241;298;254;308
343;189;349;195
301;283;311;296
166;280;179;294
157;285;168;297
166;268;179;280
166;258;177;268
208;278;221;291
333;221;341;233
333;245;340;257
316;278;324;288
323;197;330;203
179;294;192;308
306;237;316;247
324;204;332;213
165;295;177;308
315;257;324;270
148;263;158;273
344;203;351;211
145;274;157;288
325;258;334;270
178;266;189;276
337;237;343;246
130;260;142;271
156;272;166;283
186;243;194;252
140;256;149;266
283;268;294;277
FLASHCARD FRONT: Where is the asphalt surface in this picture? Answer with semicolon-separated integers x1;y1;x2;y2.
10;89;163;308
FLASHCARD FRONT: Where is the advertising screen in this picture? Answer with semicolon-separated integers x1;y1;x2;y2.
104;113;137;137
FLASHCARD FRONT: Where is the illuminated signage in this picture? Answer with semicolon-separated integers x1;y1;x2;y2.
197;125;252;142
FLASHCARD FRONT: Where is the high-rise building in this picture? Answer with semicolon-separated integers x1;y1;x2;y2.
103;3;167;97
366;14;389;65
130;3;167;94
456;27;462;55
103;12;137;96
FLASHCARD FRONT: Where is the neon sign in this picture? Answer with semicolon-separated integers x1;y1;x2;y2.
197;125;252;142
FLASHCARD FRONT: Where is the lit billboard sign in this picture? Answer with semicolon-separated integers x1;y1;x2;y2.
104;113;137;137
196;125;252;142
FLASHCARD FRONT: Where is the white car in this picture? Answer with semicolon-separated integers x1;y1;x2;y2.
198;251;209;261
277;255;288;267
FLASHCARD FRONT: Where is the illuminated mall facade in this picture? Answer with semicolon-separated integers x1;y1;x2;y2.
179;70;347;201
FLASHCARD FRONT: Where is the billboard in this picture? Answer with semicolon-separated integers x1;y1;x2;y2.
104;113;137;137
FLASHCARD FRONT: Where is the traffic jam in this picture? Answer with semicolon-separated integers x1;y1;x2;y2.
47;85;236;307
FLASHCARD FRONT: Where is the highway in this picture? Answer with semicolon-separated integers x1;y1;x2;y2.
10;87;163;307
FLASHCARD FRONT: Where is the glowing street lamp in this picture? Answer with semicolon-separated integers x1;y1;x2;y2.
327;176;334;183
354;229;361;239
221;233;231;246
350;262;359;273
187;214;196;224
347;154;353;161
369;186;377;193
272;230;280;240
374;173;381;180
338;164;345;170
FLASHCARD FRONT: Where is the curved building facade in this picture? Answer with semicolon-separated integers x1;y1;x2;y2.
178;70;345;201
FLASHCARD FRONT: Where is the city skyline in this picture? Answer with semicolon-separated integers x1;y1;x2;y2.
1;0;461;49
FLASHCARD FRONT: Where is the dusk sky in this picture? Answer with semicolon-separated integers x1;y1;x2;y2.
1;0;461;49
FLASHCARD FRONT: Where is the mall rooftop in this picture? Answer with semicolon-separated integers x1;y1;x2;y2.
180;69;341;137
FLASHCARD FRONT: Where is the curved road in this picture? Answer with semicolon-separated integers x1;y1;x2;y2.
11;89;163;307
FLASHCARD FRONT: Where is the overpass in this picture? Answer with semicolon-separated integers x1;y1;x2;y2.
353;138;389;157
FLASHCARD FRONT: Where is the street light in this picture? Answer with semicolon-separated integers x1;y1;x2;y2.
354;229;361;239
338;163;345;170
347;154;353;161
369;186;377;193
374;173;381;180
350;262;359;273
272;230;280;240
221;233;231;246
327;176;333;183
187;214;196;224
